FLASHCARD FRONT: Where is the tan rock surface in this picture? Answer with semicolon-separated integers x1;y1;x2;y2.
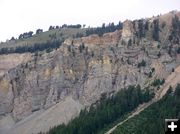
4;96;82;134
0;53;32;77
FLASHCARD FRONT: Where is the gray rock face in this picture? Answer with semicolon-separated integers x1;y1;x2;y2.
0;12;180;133
0;40;178;122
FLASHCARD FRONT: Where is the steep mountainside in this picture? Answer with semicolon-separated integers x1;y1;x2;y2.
0;11;180;134
112;84;180;134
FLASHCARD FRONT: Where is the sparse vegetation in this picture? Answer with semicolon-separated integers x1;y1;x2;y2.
176;47;180;54
148;71;152;78
157;51;161;58
169;15;180;44
67;45;71;52
138;59;146;68
91;51;94;57
78;43;85;53
72;49;76;56
128;39;132;47
145;21;149;30
18;31;33;39
36;29;43;34
85;46;88;55
148;68;155;78
151;68;155;72
152;19;159;41
127;58;131;65
152;78;165;87
138;19;145;38
161;21;166;28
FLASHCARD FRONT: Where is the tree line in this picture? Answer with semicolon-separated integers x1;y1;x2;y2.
0;40;63;54
85;22;123;37
8;21;122;42
169;15;180;44
113;84;180;134
133;19;159;41
49;24;82;31
39;85;154;134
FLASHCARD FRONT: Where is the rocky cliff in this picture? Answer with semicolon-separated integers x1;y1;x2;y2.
0;11;180;134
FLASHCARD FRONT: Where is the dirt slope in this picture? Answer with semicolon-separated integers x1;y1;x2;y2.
3;96;83;134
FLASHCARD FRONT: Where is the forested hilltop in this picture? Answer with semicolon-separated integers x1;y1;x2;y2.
0;23;122;54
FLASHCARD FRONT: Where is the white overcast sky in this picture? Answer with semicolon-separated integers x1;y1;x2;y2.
0;0;180;41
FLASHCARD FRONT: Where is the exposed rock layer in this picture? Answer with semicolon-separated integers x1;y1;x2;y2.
0;11;180;134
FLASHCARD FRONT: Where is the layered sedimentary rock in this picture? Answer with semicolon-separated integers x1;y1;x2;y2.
0;11;180;134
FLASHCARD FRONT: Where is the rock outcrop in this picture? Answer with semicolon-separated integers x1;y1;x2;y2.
0;11;180;134
64;30;121;47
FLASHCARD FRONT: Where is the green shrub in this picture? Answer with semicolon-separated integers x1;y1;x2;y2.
152;78;165;87
138;60;146;68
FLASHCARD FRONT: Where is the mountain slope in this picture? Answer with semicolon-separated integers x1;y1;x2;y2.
112;84;180;134
106;65;180;134
0;11;180;134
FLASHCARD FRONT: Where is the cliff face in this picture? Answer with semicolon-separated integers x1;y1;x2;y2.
0;39;144;121
0;11;180;134
73;30;121;46
0;53;32;77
